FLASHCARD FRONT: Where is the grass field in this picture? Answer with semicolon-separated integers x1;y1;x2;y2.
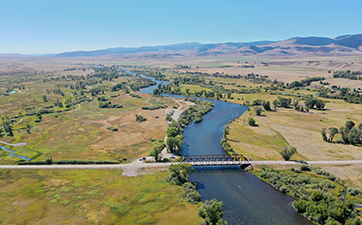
0;169;202;224
0;68;181;164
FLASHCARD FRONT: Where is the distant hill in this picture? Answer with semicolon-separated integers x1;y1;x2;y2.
54;41;277;57
0;53;30;58
55;42;203;57
50;33;362;58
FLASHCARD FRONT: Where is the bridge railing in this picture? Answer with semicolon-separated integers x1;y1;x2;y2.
182;153;249;163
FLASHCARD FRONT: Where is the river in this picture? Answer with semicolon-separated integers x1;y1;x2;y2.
130;70;313;224
0;146;30;161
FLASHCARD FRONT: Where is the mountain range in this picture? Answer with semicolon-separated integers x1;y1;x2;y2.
9;34;362;58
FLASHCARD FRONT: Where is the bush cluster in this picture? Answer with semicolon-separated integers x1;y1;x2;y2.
257;167;360;225
221;138;234;155
182;182;201;204
179;99;214;125
141;105;167;110
130;93;142;98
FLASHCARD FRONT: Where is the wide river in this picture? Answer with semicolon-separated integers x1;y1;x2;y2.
131;70;313;224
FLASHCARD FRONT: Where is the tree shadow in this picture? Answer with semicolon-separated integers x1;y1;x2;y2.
294;160;309;164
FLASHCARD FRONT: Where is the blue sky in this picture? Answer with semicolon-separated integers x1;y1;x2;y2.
1;0;362;54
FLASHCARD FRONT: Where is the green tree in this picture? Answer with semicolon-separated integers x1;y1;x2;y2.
223;125;230;139
26;124;31;134
166;114;172;121
272;100;278;110
185;89;190;95
198;199;227;225
166;135;184;153
45;158;53;165
166;163;194;185
293;100;299;110
358;123;362;130
328;127;339;142
325;217;341;225
345;217;361;225
280;145;297;161
315;99;326;110
262;101;272;111
166;127;179;138
321;128;328;142
305;98;317;109
42;95;47;102
153;88;160;95
149;140;165;162
345;121;355;131
254;106;262;116
278;97;291;108
340;126;350;143
248;117;256;126
227;92;231;99
5;123;13;136
348;127;360;144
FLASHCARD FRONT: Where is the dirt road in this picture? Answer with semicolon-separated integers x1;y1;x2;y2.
1;160;362;177
0;141;27;146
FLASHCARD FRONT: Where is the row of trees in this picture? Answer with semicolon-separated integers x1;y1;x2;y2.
251;97;326;112
333;70;362;80
318;87;362;105
322;120;362;145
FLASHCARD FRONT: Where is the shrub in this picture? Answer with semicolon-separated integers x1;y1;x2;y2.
248;117;256;126
182;183;201;203
135;114;147;122
300;164;311;171
130;93;142;98
106;126;118;131
348;187;361;196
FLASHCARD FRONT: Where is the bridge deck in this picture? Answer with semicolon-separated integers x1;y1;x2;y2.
188;161;250;166
182;154;251;166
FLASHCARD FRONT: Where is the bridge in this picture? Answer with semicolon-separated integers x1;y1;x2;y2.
182;153;251;167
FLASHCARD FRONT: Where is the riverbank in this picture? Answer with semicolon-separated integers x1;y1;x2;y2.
165;98;194;121
251;166;362;224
